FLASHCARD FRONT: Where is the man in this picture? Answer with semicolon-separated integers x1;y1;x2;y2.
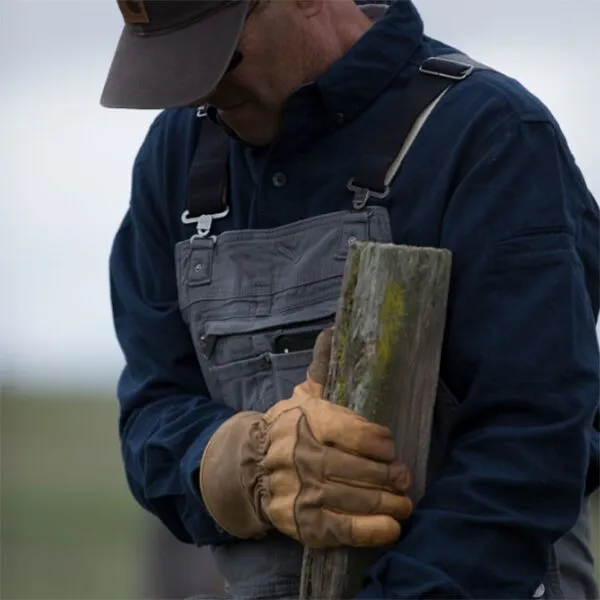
102;0;600;598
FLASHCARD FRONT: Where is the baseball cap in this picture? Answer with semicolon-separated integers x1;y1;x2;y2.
100;0;252;109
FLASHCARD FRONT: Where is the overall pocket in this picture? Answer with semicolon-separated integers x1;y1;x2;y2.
270;349;316;403
269;322;332;403
209;353;275;413
201;316;334;413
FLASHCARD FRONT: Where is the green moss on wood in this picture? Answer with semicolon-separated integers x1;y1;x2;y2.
331;246;362;406
374;281;405;382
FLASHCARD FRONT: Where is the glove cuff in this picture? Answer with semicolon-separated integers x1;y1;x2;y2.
199;411;271;539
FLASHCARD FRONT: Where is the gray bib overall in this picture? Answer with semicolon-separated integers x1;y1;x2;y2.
174;55;598;600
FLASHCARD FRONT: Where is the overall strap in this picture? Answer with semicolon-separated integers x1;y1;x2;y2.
347;53;491;209
182;54;492;235
182;108;231;238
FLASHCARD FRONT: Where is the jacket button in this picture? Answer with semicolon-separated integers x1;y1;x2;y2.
272;172;287;187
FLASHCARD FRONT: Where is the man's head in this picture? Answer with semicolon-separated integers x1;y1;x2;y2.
101;0;373;146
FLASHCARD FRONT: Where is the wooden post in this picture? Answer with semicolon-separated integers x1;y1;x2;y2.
299;240;452;600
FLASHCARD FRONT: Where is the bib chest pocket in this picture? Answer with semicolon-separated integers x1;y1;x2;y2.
198;316;335;412
268;321;334;403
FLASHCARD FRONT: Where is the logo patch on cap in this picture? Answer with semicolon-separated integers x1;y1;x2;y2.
118;0;150;24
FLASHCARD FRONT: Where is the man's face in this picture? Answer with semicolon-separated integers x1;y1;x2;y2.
205;0;326;146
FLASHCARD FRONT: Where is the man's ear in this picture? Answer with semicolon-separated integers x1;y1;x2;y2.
295;0;325;19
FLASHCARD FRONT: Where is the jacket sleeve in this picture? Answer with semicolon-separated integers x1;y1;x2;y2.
357;113;600;598
109;117;236;547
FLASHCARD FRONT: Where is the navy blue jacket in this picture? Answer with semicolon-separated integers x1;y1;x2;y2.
109;1;600;597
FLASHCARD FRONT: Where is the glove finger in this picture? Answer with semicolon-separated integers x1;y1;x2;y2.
307;326;333;386
347;514;402;547
305;400;396;462
263;467;301;539
322;445;411;493
301;511;401;548
318;479;413;521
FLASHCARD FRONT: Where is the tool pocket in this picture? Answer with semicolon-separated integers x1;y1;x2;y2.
208;353;276;413
199;316;334;413
269;320;334;403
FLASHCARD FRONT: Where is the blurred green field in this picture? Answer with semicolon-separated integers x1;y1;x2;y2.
1;387;146;600
1;387;598;599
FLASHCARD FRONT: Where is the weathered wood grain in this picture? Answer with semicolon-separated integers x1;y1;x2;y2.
299;240;452;600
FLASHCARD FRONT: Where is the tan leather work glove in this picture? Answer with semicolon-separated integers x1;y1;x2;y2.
199;327;413;548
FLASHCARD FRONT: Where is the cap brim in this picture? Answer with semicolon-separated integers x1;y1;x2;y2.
100;1;250;109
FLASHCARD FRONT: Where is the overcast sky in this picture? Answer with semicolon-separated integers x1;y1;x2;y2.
1;0;599;391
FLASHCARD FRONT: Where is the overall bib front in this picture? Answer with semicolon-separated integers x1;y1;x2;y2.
176;206;394;599
173;55;598;600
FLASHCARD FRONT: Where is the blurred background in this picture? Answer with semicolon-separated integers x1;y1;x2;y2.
1;0;599;598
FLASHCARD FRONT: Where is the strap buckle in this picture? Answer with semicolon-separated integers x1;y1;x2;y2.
347;178;390;210
419;57;474;81
181;206;230;241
